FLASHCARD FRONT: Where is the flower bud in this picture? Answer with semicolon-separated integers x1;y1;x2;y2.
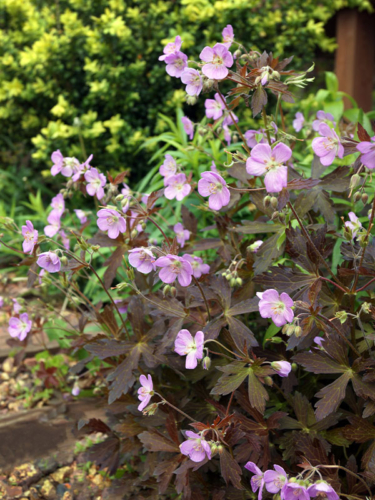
91;245;100;252
361;193;368;205
143;403;159;416
202;356;211;370
115;193;124;201
278;212;286;222
163;285;171;296
234;49;242;59
60;256;68;266
126;268;135;280
225;273;232;281
116;282;128;291
131;229;138;238
294;326;302;337
230;278;236;287
264;376;273;387
271;211;280;220
335;310;348;324
232;134;239;143
170;286;177;298
79;239;89;251
292;362;298;372
285;324;295;336
235;277;243;286
202;78;215;91
353;192;361;203
263;195;271;207
362;302;371;314
349;173;360;190
186;95;198;105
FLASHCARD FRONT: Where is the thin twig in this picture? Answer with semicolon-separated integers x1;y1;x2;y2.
193;276;211;321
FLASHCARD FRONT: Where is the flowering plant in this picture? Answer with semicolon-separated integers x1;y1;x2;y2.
1;25;375;499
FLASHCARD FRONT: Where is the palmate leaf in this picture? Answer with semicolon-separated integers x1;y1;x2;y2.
342;415;375;443
139;429;180;453
251;85;267;116
103;244;127;289
211;361;249;396
219;448;243;490
248;368;269;414
83;436;121;475
107;344;143;404
315;371;352;420
253;230;285;275
226;316;258;349
253;265;317;294
154;456;180;494
293;351;347;374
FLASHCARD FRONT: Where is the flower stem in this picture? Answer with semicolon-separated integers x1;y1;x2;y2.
204;339;244;359
155;392;195;422
216;89;250;155
193;276;211;321
316;465;373;499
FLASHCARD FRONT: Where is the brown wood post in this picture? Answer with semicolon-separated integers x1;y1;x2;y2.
335;9;375;111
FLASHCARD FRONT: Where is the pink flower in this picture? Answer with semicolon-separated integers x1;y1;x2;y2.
137;374;154;412
307;481;339;500
181;116;194;140
245;462;264;500
344;212;362;239
164;51;188;78
51;150;79;177
159;36;182;62
129;210;143;233
210;161;218;172
114;299;128;314
249;240;263;253
44;210;61;237
223;111;238;127
200;43;233;80
74;209;87;224
164;173;191;201
71;154;93;182
22;220;38;254
264;465;288;494
38;269;45;285
155;254;193;287
271;361;292;377
97;209;126;239
51;193;65;216
72;385;80;397
59;230;70;250
0;297;3;308
244;129;267;149
160;154;177;179
222;25;234;48
205;93;225;120
282;482;310;500
181;68;203;96
179;431;211;462
246;143;292;193
12;299;22;314
174;223;190;248
312;123;344;166
357;136;375;169
293;112;305;132
182;254;210;278
198;171;230;210
174;329;204;369
128;247;156;274
37;251;61;273
8;313;32;341
312;110;335;132
256;289;294;327
223;124;231;145
84;168;106;200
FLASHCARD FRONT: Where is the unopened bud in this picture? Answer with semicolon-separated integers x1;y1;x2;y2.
350;173;360;190
141;222;146;230
234;49;242;59
232;134;239;143
163;285;171;297
361;193;368;205
126;268;135;280
230;278;236;287
170;286;177;298
202;78;215;91
143;403;159;416
235;277;243;286
271;211;280;220
294;326;302;337
116;282;128;291
263;195;271;208
285;325;295;336
91;245;100;252
292;362;298;372
60;256;68;266
278;212;285;222
353;192;361;203
264;376;273;387
186;95;198;105
115;193;124;201
202;356;211;370
79;239;89;251
225;273;232;281
131;229;138;238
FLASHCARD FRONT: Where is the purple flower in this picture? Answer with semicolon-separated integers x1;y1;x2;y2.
155;254;193;287
74;209;87;224
0;296;3;308
137;374;154;412
12;299;22;314
222;25;234;48
97;209;126;239
180;431;211;462
159;36;182;62
160;154;177;179
38;269;45;285
37;251;61;273
256;289;294;327
198;171;230;210
223;125;231;145
181;68;203;96
59;230;70;250
129;210;143;233
312;123;344;166
271;361;292;377
51;193;65;216
128;247;156;274
314;336;325;347
245;462;264;500
249;240;263;253
8;313;32;341
72;385;80;397
357;136;375;169
174;223;190;248
282;482;310;500
293;112;305;132
164;173;191;201
114;299;128;314
44;210;61;237
246;143;292;193
84;168;106;200
181;116;194;140
307;481;339;500
205;93;225;120
223;111;238;127
51;150;78;177
344;212;362;238
164;51;188;78
244;129;267;149
312;110;335;132
264;465;288;493
22;220;38;254
210;161;218;173
200;43;233;80
72;154;93;182
174;329;204;369
182;254;210;279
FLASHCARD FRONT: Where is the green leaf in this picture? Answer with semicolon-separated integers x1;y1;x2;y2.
263;323;281;348
211;361;249;396
325;71;338;93
324;100;344;122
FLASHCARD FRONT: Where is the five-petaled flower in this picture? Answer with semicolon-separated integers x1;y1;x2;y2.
44;210;61;237
84;168;106;200
312;123;344;166
222;24;234;48
264;465;288;494
74;209;87;225
181;116;194;140
37;251;61;273
257;289;294;327
128;247;156;274
180;431;212;462
173;222;190;248
164;173;191;201
282;482;310;500
96;209;126;239
200;43;233;80
181;68;203;96
245;461;265;500
160;154;177;179
155;254;193;287
158;36;182;61
293;112;305;132
137;374;154;412
164;51;188;78
271;361;292;378
356;136;375;170
344;212;362;239
22;220;38;254
198;171;230;210
246;143;292;193
205;93;225;120
51;150;80;177
174;329;204;369
182;254;210;278
51;193;65;216
8;313;32;341
244;129;267;149
307;481;339;500
312;110;335;132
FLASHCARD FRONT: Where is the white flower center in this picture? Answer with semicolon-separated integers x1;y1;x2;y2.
208;182;222;194
271;301;286;315
212;55;224;66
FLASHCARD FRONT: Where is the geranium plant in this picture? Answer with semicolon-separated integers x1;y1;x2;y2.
1;24;375;500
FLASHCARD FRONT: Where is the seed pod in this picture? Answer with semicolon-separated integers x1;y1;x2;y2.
60;256;68;266
361;193;368;205
264;376;273;387
349;173;360;190
234;49;242;59
285;324;295;336
292;362;298;372
353;192;361;203
186;95;198;105
271;196;278;209
294;326;302;337
278;212;285;222
263;195;271;208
